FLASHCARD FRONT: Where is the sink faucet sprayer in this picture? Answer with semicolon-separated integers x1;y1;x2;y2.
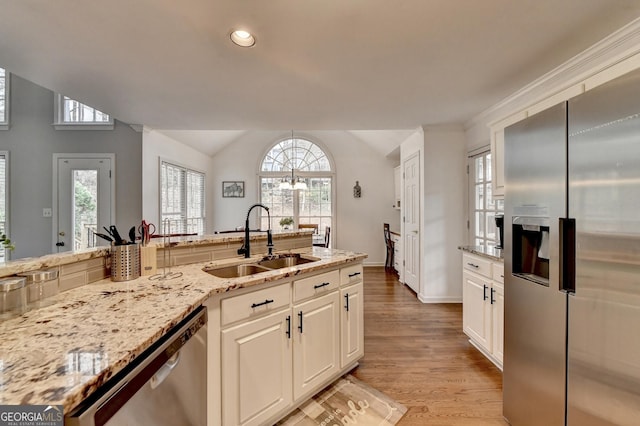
237;203;273;258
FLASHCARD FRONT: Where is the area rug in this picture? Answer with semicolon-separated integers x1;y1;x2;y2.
276;375;407;425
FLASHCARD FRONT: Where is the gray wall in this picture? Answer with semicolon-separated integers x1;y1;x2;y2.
0;74;142;259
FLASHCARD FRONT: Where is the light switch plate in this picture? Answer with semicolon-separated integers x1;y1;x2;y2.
43;208;52;217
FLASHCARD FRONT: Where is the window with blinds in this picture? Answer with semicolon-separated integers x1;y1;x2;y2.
160;161;205;235
1;152;7;262
0;67;8;127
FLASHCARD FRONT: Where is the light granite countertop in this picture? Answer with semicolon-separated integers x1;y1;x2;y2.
459;245;503;261
0;246;366;413
0;230;313;278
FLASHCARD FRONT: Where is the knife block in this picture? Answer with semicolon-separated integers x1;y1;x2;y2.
140;246;157;276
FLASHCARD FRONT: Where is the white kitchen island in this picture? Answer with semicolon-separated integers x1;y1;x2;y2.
0;234;366;425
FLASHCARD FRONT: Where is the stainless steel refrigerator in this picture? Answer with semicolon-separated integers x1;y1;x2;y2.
503;69;640;425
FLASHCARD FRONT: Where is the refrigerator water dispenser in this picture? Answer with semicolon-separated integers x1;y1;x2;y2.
512;215;550;286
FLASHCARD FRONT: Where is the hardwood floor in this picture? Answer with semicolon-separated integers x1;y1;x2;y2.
351;267;507;425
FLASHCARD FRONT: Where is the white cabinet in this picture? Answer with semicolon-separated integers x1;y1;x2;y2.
390;232;402;278
340;281;364;368
463;270;492;349
293;291;340;400
489;111;527;198
491;264;504;364
212;261;365;426
461;253;504;369
393;165;401;209
222;309;293;426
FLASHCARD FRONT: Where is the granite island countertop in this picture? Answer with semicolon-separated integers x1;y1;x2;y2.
0;229;314;278
0;246;366;413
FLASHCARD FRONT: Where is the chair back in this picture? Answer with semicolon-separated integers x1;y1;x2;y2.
323;226;331;248
384;223;393;248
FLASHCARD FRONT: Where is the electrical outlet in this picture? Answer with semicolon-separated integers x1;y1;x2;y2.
43;208;52;218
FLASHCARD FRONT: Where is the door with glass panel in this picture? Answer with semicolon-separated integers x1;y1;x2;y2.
469;151;503;250
55;156;113;252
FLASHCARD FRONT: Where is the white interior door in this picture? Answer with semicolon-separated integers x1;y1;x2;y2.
54;155;113;252
403;153;420;293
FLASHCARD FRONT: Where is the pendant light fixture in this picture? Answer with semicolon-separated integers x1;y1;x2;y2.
279;131;308;191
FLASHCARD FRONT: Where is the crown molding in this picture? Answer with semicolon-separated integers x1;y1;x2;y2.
465;17;640;130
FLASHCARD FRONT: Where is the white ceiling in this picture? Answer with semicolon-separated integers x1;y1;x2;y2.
1;0;640;155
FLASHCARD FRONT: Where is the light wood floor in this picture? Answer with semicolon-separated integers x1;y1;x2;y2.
351;267;508;425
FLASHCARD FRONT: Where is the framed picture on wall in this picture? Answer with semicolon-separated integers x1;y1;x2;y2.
222;181;245;198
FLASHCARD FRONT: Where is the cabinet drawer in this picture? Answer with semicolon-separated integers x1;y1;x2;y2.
463;254;491;278
340;264;363;286
294;270;340;303
493;262;505;283
221;282;291;326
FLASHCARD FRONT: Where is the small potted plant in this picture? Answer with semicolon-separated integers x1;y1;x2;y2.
279;217;294;230
1;233;15;252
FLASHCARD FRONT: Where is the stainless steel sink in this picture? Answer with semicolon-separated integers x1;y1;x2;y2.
257;254;319;269
203;263;272;278
203;254;320;278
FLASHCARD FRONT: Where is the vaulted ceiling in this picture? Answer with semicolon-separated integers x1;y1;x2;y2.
1;0;639;153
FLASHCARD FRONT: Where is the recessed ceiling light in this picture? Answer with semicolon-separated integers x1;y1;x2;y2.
230;30;256;47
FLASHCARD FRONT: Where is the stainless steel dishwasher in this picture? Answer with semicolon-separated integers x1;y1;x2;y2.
66;306;207;426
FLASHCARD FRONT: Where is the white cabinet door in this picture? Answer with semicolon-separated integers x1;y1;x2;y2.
340;282;364;368
293;291;340;401
490;111;527;198
491;281;504;365
222;309;293;426
462;271;492;352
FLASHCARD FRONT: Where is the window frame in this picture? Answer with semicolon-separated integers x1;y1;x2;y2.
53;93;114;130
1;151;9;262
257;137;335;245
159;159;206;236
0;67;9;130
468;149;503;250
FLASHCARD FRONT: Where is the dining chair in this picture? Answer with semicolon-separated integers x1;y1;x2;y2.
313;226;330;248
383;223;394;270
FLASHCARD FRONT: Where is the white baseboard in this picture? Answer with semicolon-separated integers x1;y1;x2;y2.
417;294;462;304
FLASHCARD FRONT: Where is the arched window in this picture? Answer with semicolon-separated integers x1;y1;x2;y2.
259;137;334;246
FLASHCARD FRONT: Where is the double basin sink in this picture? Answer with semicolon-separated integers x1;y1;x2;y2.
203;254;320;278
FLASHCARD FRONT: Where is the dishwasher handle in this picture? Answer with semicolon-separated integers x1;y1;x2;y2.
150;351;181;390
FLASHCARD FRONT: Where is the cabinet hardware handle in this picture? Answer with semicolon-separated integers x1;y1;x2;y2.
500;274;504;278
286;315;291;339
298;311;303;333
490;288;495;305
251;299;274;309
344;293;350;312
467;262;479;268
483;285;488;301
314;282;331;289
348;272;361;278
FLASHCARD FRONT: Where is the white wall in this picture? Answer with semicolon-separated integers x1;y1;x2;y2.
210;130;400;265
142;129;214;231
400;127;465;303
421;126;466;303
0;75;142;260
